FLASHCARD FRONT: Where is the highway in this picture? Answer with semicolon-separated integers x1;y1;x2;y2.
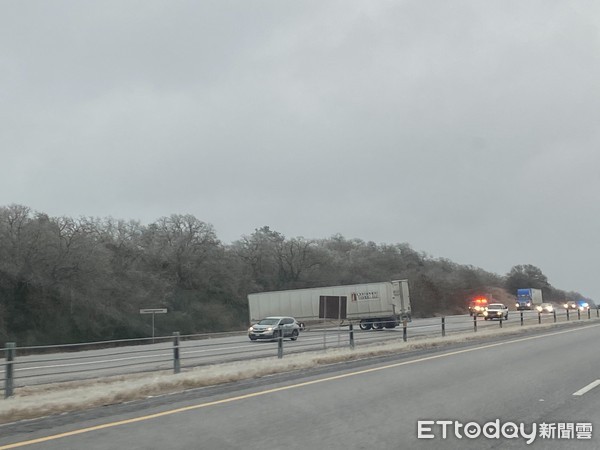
2;310;582;387
1;322;598;449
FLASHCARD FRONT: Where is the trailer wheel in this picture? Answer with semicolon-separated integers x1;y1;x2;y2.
359;322;372;330
373;321;384;330
290;329;299;341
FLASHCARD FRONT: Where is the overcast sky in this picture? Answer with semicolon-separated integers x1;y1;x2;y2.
2;1;599;299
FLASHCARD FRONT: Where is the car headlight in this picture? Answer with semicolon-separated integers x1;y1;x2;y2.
483;311;488;316
266;327;273;331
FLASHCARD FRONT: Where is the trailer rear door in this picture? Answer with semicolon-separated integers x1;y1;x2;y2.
319;296;347;319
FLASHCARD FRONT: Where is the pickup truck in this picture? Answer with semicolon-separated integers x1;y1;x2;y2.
483;303;509;320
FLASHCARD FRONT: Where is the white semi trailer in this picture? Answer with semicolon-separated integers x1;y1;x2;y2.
248;280;411;330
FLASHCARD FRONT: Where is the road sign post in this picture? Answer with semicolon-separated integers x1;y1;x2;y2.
140;308;168;342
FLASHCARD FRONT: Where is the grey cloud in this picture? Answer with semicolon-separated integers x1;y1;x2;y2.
1;0;599;299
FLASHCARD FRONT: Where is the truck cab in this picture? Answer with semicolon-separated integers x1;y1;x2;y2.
516;288;543;310
515;298;532;310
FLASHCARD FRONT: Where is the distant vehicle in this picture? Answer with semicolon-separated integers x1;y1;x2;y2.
483;303;509;320
516;288;543;310
563;301;578;310
468;297;488;316
248;316;301;341
576;300;590;311
536;303;554;313
247;280;411;331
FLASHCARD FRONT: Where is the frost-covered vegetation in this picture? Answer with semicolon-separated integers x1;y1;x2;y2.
0;205;585;345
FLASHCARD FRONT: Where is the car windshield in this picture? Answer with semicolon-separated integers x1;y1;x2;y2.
488;304;504;309
257;318;280;325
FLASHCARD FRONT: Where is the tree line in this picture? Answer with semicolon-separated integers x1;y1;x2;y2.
0;204;588;345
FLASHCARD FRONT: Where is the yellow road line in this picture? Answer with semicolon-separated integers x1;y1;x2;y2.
2;323;598;449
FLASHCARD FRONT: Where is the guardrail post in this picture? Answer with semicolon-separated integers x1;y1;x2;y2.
4;343;15;399
349;323;355;349
402;319;408;342
499;317;503;328
588;308;591;320
553;310;556;323
173;332;180;374
538;312;541;324
520;311;524;326
441;317;446;337
577;309;581;320
278;326;283;359
473;315;477;332
597;307;599;318
566;309;570;321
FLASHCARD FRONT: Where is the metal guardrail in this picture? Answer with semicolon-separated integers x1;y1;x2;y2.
2;308;599;398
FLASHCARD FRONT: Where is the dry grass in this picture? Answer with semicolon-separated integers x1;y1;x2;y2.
0;319;592;424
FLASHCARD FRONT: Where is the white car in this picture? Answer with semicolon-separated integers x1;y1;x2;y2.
536;303;554;313
483;303;509;320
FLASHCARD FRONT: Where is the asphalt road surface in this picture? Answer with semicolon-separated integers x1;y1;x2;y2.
1;322;598;449
4;310;585;388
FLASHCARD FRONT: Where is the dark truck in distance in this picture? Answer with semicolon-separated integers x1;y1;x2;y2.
516;288;543;310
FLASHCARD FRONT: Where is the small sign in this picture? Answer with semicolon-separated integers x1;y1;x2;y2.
139;308;168;314
351;291;379;301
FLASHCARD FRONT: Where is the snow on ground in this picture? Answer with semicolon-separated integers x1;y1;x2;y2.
0;321;588;424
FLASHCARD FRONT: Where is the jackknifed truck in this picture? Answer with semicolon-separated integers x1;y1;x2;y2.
248;280;411;330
